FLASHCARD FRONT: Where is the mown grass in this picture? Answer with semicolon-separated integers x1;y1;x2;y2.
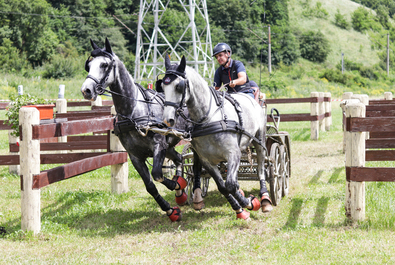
1;100;395;264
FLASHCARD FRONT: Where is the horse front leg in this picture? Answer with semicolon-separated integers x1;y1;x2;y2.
192;151;204;210
129;154;181;222
226;151;261;213
202;160;249;220
152;144;188;206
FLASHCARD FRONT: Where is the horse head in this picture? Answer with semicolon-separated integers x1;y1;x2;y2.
162;54;189;127
81;38;117;101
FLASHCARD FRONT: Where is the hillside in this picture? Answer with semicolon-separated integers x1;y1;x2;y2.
288;0;381;67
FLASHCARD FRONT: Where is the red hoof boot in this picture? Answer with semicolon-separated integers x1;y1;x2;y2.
167;206;182;222
239;189;245;197
261;194;273;213
175;190;188;206
236;209;250;220
248;195;261;211
173;175;187;190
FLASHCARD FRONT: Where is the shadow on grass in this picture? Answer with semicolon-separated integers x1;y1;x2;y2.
1;186;265;238
328;167;344;183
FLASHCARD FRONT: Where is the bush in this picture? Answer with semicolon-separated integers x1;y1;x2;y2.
319;68;350;85
334;9;350;29
0;38;31;73
351;7;382;32
336;58;363;72
43;54;80;79
302;1;329;19
299;31;330;63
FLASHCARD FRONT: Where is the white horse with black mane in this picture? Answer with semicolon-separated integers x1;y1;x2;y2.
80;38;191;221
161;55;273;220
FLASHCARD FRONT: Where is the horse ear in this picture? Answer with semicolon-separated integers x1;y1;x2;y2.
165;53;171;70
177;55;186;73
90;39;100;50
105;38;113;54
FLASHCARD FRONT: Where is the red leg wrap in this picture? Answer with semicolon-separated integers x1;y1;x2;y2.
173;175;187;190
175;190;188;206
236;209;250;220
167;206;182;222
249;195;261;211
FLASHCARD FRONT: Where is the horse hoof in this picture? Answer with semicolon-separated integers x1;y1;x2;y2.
261;195;273;213
193;188;205;210
193;201;205;211
249;195;261;211
168;206;182;222
173;175;187;190
236;209;250;220
239;188;245;197
175;190;188;206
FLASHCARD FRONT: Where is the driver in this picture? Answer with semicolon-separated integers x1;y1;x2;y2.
212;43;255;99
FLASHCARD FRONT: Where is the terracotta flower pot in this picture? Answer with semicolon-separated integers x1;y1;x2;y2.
22;104;55;120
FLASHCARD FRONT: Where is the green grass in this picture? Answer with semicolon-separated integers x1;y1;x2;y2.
1;101;395;263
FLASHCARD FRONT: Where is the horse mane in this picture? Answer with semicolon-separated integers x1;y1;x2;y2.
114;56;135;90
185;65;208;90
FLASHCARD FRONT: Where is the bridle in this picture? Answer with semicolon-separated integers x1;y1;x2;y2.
85;50;115;96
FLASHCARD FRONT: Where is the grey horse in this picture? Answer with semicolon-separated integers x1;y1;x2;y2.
161;55;273;220
80;38;190;221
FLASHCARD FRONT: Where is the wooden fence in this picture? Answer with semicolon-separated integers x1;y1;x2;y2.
266;92;332;140
0;105;128;234
343;92;395;221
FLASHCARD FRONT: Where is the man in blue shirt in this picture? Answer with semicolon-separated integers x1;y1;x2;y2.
212;43;255;98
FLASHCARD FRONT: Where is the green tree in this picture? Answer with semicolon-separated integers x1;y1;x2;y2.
299;30;330;63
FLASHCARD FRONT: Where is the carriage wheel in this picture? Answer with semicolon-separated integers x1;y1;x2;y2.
269;143;282;206
280;145;290;197
182;143;194;205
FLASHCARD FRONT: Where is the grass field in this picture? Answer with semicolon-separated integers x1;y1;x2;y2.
1;100;395;264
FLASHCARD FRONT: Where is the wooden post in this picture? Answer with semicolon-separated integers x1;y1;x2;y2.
360;94;369;140
56;99;67;153
324;92;332;131
310;92;319;140
20;107;41;234
318;92;325;131
341;92;355;153
110;106;129;194
384;92;393;100
344;102;366;221
8;132;20;175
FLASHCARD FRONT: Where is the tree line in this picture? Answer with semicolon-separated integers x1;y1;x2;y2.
0;0;392;79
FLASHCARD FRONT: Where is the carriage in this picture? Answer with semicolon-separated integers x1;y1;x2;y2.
177;106;291;207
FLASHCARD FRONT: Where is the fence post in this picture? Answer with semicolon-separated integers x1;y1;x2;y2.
56;99;67;152
110;106;129;194
318;92;325;131
384;92;393;100
324;92;332;131
341;92;354;153
344;102;366;221
8;132;20;175
310;92;319;140
92;96;102;107
20;107;41;234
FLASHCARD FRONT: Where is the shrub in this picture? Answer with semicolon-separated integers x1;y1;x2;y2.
351;7;382;32
336;58;363;72
0;38;31;73
334;9;350;29
299;31;330;63
302;1;329;19
43;54;79;79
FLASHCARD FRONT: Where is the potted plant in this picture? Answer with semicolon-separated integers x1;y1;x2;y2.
5;94;55;137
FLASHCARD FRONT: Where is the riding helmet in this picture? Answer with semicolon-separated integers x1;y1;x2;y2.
212;43;232;57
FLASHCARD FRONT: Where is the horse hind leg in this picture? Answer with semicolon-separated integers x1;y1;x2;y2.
254;133;273;213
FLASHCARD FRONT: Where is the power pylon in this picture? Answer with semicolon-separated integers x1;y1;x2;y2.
134;0;215;83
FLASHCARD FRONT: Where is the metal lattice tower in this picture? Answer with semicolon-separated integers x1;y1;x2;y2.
134;0;214;83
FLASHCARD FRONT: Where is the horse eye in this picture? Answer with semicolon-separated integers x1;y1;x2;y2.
101;63;108;68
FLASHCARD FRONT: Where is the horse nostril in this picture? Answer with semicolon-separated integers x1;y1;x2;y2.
85;88;92;95
168;119;175;127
